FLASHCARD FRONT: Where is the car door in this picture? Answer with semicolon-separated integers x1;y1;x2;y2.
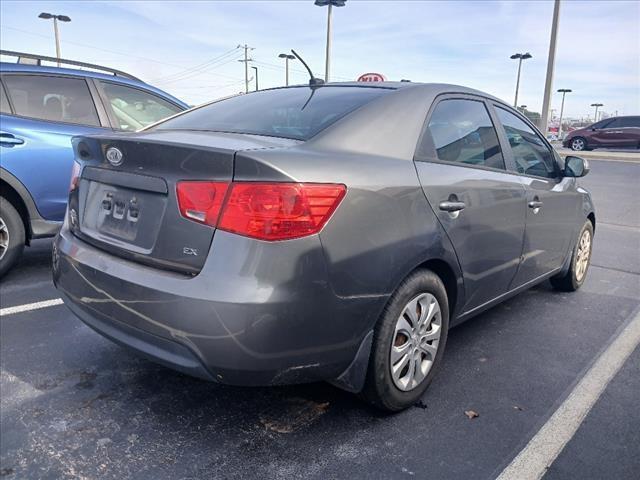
0;74;110;221
590;118;633;148
609;116;640;147
492;105;579;288
414;96;527;313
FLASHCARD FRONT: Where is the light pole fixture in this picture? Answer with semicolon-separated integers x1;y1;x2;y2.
510;52;532;107
591;103;603;122
556;88;572;139
38;12;71;66
278;53;296;86
251;66;259;91
314;0;347;82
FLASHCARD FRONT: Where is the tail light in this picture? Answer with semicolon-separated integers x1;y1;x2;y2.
69;161;81;191
176;181;230;227
176;182;346;240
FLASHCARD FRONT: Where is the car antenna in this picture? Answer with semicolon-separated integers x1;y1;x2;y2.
291;49;324;87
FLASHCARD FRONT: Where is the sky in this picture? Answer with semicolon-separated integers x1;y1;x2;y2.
1;0;638;119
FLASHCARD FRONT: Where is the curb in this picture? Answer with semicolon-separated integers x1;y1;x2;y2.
553;148;640;163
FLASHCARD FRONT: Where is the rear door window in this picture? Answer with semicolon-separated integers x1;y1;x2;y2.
2;75;100;126
617;117;640;128
421;98;505;170
495;106;558;178
0;81;10;114
99;81;183;131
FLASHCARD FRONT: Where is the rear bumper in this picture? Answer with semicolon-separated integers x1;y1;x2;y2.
53;226;387;387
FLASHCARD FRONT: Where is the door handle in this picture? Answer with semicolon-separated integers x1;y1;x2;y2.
0;132;25;146
439;201;466;212
528;199;543;214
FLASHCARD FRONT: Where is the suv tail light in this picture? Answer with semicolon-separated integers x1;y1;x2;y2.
176;181;230;227
69;161;81;191
176;182;346;240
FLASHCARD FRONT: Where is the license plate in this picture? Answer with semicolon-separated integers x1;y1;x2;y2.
80;181;166;252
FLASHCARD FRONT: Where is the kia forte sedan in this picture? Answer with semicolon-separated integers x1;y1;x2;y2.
53;83;595;411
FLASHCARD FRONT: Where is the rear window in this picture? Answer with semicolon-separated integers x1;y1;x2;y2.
154;86;391;140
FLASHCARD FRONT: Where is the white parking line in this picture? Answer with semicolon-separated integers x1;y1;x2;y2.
0;298;64;317
496;309;640;480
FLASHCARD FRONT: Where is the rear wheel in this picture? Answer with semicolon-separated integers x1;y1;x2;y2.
361;269;449;412
0;196;25;278
551;220;593;291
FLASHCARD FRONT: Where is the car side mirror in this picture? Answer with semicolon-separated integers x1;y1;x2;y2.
564;155;589;177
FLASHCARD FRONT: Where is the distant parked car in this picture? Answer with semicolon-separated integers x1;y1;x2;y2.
0;50;188;276
54;82;595;411
563;115;640;151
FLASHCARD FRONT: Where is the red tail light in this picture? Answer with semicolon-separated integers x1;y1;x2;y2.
176;181;230;227
218;183;346;241
177;181;346;240
69;161;81;191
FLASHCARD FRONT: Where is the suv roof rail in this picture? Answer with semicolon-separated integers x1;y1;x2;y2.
0;50;141;81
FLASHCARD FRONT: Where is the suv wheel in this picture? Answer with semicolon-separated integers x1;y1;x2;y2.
0;196;25;278
361;269;449;412
551;220;593;291
570;137;587;151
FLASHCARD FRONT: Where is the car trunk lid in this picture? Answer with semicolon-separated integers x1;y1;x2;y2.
69;131;299;274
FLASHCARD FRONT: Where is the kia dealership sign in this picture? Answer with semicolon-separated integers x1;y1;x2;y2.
357;72;386;82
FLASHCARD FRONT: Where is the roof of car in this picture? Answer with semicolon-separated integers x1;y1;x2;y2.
0;62;188;108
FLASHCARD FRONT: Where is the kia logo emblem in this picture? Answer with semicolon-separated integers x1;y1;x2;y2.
105;147;124;166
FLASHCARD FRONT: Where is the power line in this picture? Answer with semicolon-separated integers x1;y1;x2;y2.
149;47;241;83
1;25;243;82
151;50;244;85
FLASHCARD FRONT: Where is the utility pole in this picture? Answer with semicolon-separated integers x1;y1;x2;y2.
237;44;254;94
539;0;561;135
557;88;571;139
251;66;259;91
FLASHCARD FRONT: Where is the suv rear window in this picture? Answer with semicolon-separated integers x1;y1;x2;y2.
155;86;391;140
2;75;100;126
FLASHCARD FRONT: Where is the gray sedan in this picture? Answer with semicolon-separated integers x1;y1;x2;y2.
53;82;594;411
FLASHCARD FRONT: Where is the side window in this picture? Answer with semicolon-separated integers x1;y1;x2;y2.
0;81;10;114
605;118;622;128
99;81;182;131
495;106;558;179
423;99;505;170
2;75;100;126
618;117;640;128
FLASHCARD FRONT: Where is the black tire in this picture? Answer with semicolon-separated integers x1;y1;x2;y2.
361;269;449;412
570;136;588;151
0;196;25;278
550;220;594;292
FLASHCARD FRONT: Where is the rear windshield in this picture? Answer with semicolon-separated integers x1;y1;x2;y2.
154;86;391;140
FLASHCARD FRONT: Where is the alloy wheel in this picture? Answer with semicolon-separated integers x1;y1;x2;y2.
0;216;8;261
571;138;585;151
575;229;591;282
390;293;442;391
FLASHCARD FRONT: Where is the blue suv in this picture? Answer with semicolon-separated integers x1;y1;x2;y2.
0;50;188;276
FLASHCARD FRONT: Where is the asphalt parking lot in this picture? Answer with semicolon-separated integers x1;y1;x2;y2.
1;158;639;480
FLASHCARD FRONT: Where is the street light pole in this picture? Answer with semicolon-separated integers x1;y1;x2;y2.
251;66;259;91
38;12;71;67
278;53;296;86
557;88;572;139
591;103;603;122
510;52;532;107
315;0;346;83
539;0;561;135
